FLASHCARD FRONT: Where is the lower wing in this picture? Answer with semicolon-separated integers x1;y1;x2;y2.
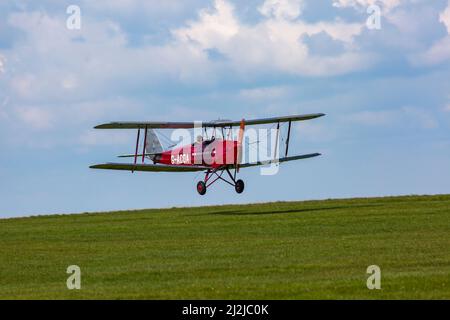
90;163;209;172
89;153;320;173
236;153;321;169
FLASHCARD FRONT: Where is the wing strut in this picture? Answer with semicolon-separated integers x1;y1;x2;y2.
236;119;245;173
142;125;148;163
274;122;280;160
133;128;141;172
285;120;292;157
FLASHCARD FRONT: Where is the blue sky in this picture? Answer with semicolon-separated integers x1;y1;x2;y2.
1;0;450;218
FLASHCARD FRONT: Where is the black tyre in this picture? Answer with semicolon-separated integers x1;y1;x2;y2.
235;179;245;194
197;181;207;195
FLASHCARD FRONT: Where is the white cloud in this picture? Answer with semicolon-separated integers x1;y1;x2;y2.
332;0;403;13
4;0;370;111
259;0;305;21
0;54;5;74
16;107;53;130
81;0;201;19
410;1;450;66
5;10;216;106
173;0;239;49
413;37;450;66
174;0;367;76
440;0;450;34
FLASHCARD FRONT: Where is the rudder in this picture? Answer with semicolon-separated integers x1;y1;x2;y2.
145;129;163;161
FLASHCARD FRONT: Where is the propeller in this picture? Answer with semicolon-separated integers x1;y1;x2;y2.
236;118;245;173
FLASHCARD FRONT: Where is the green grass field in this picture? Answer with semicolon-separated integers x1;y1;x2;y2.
1;194;449;299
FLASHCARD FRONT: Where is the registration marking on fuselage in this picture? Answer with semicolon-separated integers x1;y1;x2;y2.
171;153;191;165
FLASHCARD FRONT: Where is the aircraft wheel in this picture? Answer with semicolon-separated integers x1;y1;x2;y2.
235;179;245;194
197;181;207;195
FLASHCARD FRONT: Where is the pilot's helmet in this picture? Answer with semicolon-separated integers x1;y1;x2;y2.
196;135;203;143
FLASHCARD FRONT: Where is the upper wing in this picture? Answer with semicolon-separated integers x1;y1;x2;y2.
90;163;209;172
236;153;321;169
94;113;325;129
217;114;325;127
95;122;199;129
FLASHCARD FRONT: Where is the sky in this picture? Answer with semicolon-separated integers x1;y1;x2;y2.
1;0;450;218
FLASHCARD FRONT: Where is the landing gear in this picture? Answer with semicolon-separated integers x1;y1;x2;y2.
235;179;245;194
197;181;207;195
196;168;245;195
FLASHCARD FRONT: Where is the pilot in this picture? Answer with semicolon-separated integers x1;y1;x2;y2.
196;135;203;144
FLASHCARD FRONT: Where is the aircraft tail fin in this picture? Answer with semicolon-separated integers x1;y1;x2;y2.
145;129;164;161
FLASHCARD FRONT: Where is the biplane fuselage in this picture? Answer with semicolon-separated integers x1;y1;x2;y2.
156;139;238;168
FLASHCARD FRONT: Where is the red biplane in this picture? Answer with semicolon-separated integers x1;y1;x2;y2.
90;113;325;195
